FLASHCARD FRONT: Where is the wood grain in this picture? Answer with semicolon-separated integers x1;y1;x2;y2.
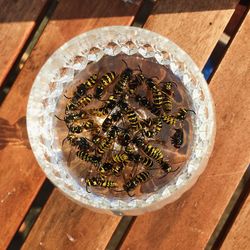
145;0;238;69
20;1;241;250
22;189;120;250
221;187;250;250
121;11;250;250
0;0;142;248
0;0;49;87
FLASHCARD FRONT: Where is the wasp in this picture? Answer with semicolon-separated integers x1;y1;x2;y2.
94;71;116;99
158;160;179;179
143;143;164;163
96;138;112;154
65;94;93;112
132;135;164;163
161;81;177;96
113;60;133;96
161;114;177;126
135;94;151;110
96;127;118;154
124;145;134;155
140;118;154;129
145;78;163;115
117;97;140;130
76;151;101;165
127;152;140;163
111;110;123;122
75;94;93;107
62;134;91;151
128;66;145;94
128;152;154;169
175;108;195;121
91;133;105;148
112;153;129;163
55;110;87;125
123;171;150;197
67;121;83;133
101;111;123;133
126;108;141;130
152;88;163;111
152;117;163;134
85;176;116;193
99;95;118;115
117;98;129;114
161;82;175;113
86;108;106;117
141;156;154;169
106;125;120;139
98;162;113;175
67;119;95;133
142;117;163;138
118;128;131;146
161;94;173;113
159;160;173;174
74;74;98;98
145;78;157;91
134;94;160;116
98;162;124;177
102;116;113;132
83;119;95;130
171;128;184;148
111;164;126;177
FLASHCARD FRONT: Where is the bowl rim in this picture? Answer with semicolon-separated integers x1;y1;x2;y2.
26;25;216;215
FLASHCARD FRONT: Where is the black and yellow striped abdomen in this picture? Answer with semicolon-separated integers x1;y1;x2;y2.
97;138;111;154
127;109;140;129
135;171;150;183
161;114;177;126
112;153;128;163
141;156;154;169
152;89;163;109
123;171;150;194
143;144;164;162
162;95;173;113
76;74;98;97
100;71;116;86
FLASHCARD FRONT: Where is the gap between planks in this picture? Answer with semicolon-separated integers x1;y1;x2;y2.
207;165;250;249
7;180;54;250
220;169;250;250
204;0;250;82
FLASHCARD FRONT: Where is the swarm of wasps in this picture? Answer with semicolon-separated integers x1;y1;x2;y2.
56;60;195;197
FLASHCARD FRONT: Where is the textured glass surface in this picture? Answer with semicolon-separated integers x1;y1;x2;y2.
27;26;216;215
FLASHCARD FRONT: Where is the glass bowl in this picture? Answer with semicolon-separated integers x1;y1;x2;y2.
27;26;216;216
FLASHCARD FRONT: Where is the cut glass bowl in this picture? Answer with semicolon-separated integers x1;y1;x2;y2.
27;26;216;216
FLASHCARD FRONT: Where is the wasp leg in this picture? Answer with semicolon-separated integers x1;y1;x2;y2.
85;185;91;193
127;191;135;197
54;115;64;121
64;94;71;99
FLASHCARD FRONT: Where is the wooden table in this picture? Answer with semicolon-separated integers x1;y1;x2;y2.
0;0;249;249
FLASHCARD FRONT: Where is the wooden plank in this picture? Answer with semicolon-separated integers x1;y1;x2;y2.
121;11;250;250
145;0;238;69
0;0;50;87
221;187;250;250
22;189;120;249
0;0;142;248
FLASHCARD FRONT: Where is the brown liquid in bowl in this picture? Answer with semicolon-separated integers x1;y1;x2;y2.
54;53;194;199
